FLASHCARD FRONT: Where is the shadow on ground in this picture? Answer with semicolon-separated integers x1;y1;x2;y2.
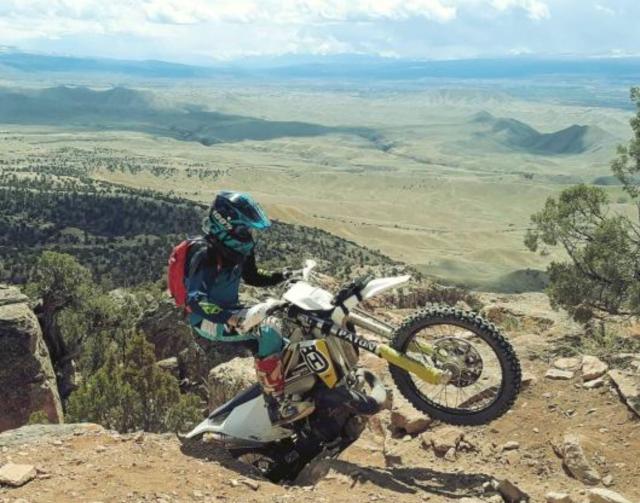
310;458;493;498
180;438;492;499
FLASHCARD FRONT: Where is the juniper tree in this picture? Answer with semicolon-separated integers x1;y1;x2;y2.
525;88;640;322
67;332;201;433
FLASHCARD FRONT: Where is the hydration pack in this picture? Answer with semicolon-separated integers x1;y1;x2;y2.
167;239;194;311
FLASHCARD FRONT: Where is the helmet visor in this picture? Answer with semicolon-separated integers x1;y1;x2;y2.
225;192;271;229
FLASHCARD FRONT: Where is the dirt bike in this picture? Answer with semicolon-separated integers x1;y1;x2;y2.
181;260;521;482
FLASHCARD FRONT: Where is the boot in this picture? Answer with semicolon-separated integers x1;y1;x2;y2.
255;354;314;426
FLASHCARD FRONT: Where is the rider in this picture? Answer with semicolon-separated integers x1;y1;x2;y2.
185;190;313;425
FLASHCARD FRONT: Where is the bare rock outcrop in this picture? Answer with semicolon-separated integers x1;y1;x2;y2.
608;369;640;418
0;285;63;432
208;356;255;410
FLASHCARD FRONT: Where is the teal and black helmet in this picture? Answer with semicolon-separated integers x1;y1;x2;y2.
203;191;271;260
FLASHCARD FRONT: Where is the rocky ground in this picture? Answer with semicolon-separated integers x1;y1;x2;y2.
1;293;640;503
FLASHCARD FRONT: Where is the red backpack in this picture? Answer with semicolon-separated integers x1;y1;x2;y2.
167;239;193;312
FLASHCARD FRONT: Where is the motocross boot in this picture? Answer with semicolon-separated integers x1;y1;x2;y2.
255;354;314;426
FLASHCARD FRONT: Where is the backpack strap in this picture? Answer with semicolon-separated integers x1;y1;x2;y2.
186;237;212;278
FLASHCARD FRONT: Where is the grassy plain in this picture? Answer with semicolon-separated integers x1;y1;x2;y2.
0;82;633;290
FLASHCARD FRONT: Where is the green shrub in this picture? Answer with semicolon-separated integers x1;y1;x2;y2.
67;333;201;433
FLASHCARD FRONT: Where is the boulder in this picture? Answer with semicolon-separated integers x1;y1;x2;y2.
608;369;640;418
587;488;633;503
560;434;600;485
208;357;255;410
0;285;63;432
545;368;574;380
581;356;608;381
0;463;36;487
545;492;575;503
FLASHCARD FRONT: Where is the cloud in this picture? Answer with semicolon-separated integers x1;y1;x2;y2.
594;3;615;15
0;0;637;61
142;0;458;25
490;0;550;20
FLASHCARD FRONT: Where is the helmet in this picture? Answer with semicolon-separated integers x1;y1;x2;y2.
202;191;271;261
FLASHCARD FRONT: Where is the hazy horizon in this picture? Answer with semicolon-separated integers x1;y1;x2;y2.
0;1;637;64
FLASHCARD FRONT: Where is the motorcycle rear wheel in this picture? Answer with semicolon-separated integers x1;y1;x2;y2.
389;305;521;426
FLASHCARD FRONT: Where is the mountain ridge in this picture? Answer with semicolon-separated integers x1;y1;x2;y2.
470;111;613;155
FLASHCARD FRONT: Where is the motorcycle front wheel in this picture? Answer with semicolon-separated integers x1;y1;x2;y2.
389;305;521;426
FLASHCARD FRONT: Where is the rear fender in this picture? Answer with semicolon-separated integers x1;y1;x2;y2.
182;393;292;445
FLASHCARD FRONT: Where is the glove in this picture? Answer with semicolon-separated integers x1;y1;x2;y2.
282;267;304;282
235;300;283;332
226;308;248;331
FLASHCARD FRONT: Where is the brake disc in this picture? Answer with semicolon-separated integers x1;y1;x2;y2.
432;337;484;387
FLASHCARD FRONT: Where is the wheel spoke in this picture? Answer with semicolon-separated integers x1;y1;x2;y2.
405;322;503;413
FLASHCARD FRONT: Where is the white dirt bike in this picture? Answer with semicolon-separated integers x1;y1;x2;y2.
181;260;521;481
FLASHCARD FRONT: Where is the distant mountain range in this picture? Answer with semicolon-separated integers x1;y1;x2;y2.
2;49;639;82
470;111;614;155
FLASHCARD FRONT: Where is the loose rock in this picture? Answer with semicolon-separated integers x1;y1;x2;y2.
587;488;633;503
240;478;260;491
545;369;574;380
0;463;36;487
502;441;520;451
582;356;608;381
389;403;432;435
497;478;529;502
545;492;575;503
560;434;601;485
554;357;582;370
583;378;605;390
422;426;464;456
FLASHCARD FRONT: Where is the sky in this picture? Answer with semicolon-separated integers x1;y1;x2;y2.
0;0;637;63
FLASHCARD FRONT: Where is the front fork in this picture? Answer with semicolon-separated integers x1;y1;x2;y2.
297;310;448;386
